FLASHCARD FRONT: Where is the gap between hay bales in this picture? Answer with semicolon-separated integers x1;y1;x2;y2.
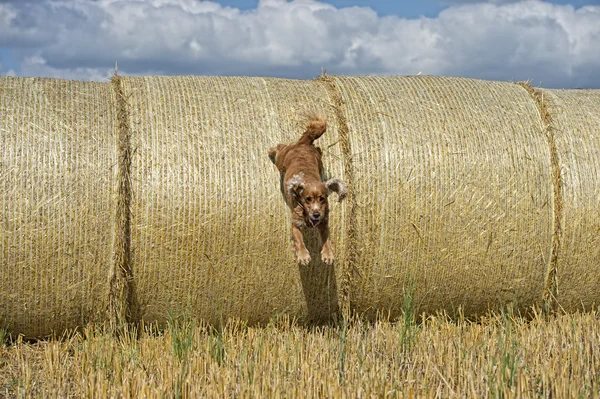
516;82;562;312
316;74;358;320
108;74;138;330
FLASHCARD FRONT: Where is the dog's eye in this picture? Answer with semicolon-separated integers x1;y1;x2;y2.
305;197;312;203
319;196;326;203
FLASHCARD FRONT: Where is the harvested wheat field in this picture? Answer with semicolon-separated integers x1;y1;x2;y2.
1;310;599;398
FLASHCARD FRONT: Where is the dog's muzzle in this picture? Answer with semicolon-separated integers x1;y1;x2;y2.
308;214;322;228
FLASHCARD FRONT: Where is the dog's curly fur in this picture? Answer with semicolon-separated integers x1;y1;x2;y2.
268;114;346;265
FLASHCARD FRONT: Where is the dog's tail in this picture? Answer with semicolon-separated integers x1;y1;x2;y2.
297;115;327;145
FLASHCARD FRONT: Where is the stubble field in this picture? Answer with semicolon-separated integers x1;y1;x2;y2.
1;307;599;398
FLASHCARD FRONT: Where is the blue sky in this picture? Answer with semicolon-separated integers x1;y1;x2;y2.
215;0;598;17
215;0;447;17
1;0;599;87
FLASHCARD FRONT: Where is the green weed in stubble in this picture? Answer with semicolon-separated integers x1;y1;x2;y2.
84;326;116;377
167;312;197;399
500;307;521;391
246;329;263;385
400;274;418;351
209;325;226;367
167;312;196;364
117;324;140;369
488;307;522;398
0;326;7;347
337;315;349;384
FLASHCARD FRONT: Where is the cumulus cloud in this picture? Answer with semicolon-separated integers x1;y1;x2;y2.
0;0;599;87
13;55;116;81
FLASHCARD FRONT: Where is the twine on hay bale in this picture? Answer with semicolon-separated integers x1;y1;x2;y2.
516;82;562;312
107;73;138;331
316;73;357;320
1;74;600;338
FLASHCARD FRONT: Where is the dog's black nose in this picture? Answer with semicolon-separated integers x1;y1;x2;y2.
312;212;321;219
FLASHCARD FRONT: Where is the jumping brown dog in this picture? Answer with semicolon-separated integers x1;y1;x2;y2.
268;115;346;265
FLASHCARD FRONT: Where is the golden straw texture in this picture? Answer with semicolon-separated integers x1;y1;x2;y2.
329;76;554;318
0;77;116;337
540;88;600;311
1;75;600;338
121;76;345;327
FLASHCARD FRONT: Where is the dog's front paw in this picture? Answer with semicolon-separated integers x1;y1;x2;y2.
321;249;334;265
297;250;311;265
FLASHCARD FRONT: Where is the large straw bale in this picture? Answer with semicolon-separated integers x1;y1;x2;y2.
541;88;600;311
0;77;116;337
2;75;600;338
328;76;554;318
120;76;345;326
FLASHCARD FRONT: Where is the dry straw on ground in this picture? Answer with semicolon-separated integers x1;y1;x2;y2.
1;75;599;338
1;311;599;398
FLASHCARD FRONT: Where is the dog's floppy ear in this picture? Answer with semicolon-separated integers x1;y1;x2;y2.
287;173;305;199
326;179;347;202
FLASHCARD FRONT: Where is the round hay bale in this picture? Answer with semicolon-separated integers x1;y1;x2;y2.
0;77;116;337
120;76;345;326
540;88;600;311
2;74;600;338
327;76;554;318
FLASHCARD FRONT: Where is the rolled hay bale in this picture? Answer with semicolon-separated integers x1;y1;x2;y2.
327;76;554;318
120;76;346;326
537;88;600;312
0;77;117;338
2;74;600;338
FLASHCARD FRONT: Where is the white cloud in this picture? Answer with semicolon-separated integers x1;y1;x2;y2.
13;55;114;81
0;0;599;87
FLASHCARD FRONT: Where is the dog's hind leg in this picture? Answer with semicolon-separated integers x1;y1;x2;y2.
268;144;286;164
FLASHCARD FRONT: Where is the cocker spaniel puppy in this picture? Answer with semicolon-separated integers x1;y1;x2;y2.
268;115;346;265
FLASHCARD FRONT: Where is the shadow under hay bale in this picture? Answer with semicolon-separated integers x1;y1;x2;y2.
299;228;340;324
277;171;341;325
